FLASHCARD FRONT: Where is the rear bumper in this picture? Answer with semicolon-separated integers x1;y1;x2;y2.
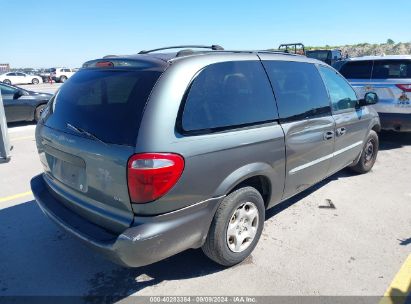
31;174;222;267
379;113;411;132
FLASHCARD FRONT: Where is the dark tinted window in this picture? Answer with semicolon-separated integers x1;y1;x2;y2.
372;60;411;79
262;61;331;122
339;61;372;79
319;66;357;112
6;73;16;76
306;50;331;61
44;69;162;146
0;84;18;95
332;51;342;59
181;61;278;132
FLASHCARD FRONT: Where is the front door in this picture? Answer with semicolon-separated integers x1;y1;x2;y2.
318;65;371;174
0;84;30;122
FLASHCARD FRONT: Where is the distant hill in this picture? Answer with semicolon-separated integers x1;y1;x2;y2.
306;42;411;58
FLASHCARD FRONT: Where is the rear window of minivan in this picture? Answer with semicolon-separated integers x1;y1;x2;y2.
44;69;162;146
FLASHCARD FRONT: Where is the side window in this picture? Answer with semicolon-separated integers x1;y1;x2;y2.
339;61;373;79
319;66;358;112
181;61;278;133
372;60;411;79
262;61;331;122
6;73;16;76
0;84;18;95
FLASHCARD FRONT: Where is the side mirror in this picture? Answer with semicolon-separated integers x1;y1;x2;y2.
13;90;25;100
358;92;379;107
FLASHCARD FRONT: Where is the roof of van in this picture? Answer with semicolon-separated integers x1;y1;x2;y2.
84;50;317;69
346;55;411;61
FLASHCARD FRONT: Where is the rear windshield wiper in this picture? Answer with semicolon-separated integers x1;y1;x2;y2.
66;123;108;145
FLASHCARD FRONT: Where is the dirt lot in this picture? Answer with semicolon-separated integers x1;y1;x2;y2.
0;86;410;300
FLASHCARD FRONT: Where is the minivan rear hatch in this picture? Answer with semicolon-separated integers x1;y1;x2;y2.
37;64;164;233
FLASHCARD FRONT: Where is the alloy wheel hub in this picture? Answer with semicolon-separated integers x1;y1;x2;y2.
226;202;259;253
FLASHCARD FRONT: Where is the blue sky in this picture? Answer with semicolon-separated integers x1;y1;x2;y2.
1;0;410;68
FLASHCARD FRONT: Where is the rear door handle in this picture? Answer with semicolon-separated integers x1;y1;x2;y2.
324;131;334;140
336;127;346;136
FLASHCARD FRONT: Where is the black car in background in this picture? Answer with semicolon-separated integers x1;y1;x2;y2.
0;82;52;123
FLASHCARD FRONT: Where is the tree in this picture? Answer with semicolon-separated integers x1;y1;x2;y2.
387;39;395;45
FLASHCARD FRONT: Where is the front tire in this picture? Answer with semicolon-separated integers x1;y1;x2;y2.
202;186;265;267
32;78;39;84
350;130;379;174
34;104;46;122
3;79;11;85
60;76;67;83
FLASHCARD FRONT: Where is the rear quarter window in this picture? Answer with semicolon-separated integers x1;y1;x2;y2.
180;61;278;133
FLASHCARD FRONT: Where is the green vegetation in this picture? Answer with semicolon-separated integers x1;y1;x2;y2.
304;41;411;57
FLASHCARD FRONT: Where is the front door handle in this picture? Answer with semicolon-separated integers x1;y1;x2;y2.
324;131;334;140
336;127;346;136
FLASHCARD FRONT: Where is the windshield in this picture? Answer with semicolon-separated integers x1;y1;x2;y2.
43;69;162;146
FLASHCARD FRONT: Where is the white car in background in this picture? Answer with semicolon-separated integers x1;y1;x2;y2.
0;72;43;85
336;55;411;132
50;67;75;83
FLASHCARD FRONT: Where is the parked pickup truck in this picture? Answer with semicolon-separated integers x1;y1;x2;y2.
31;45;381;268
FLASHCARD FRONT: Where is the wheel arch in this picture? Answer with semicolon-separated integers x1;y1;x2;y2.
213;162;274;209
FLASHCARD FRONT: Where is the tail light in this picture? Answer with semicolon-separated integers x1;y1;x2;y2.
95;61;114;68
127;153;184;204
396;84;411;92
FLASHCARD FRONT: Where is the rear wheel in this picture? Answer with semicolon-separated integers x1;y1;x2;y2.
3;79;11;85
202;186;265;266
350;130;379;174
34;104;46;122
60;76;67;83
32;78;39;84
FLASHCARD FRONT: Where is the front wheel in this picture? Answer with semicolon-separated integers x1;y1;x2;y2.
3;79;11;85
32;78;39;84
202;186;265;266
34;104;46;122
60;76;67;83
350;130;379;174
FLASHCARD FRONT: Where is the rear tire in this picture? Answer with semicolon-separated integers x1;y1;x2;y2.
3;79;11;85
34;104;46;122
350;130;379;174
32;78;39;84
60;76;67;83
202;186;265;267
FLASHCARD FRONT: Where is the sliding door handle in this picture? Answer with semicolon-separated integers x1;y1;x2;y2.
336;127;347;136
324;131;334;140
